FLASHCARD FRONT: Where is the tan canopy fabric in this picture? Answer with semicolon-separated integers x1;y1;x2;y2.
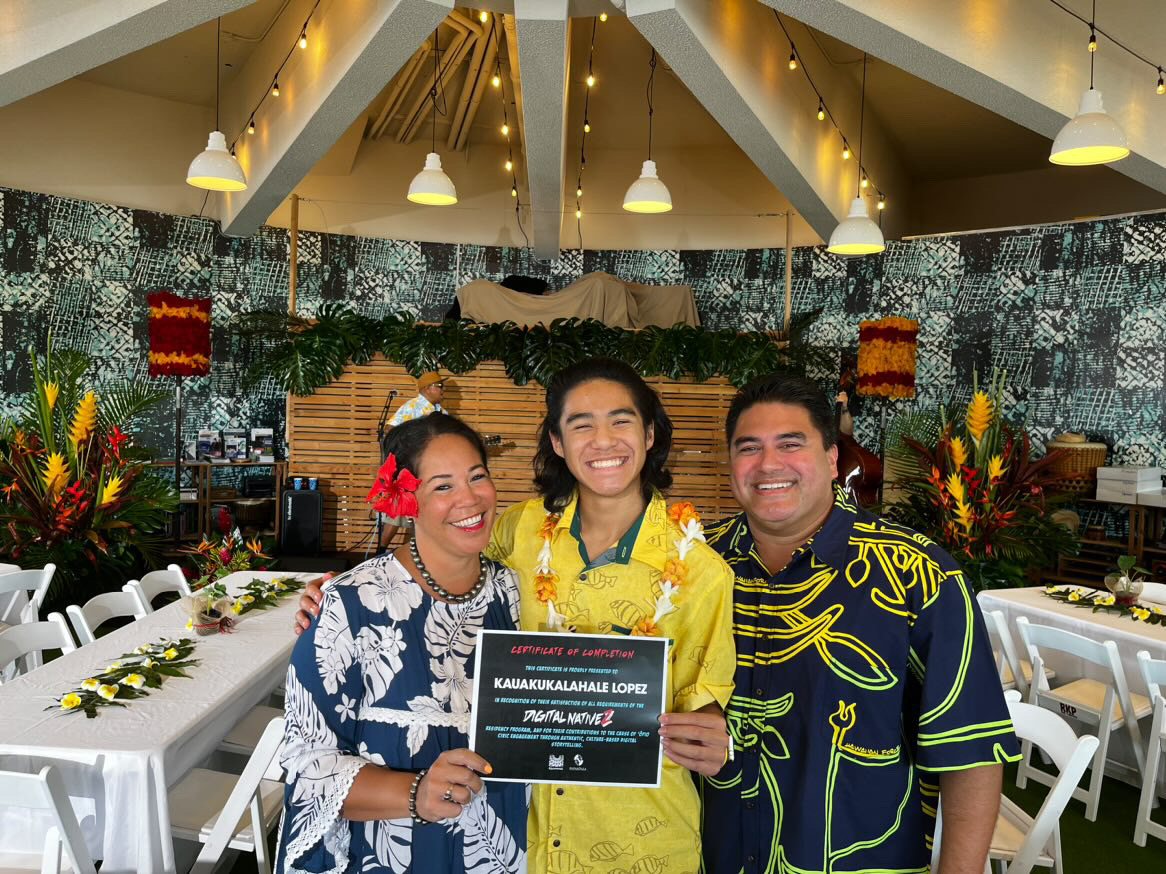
455;271;700;328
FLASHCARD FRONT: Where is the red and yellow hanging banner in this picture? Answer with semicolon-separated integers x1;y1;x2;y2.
856;316;918;398
147;291;211;376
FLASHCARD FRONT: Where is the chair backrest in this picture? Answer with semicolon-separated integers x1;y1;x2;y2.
189;716;286;874
0;613;75;678
124;564;190;613
982;607;1028;696
1137;650;1166;710
65;591;147;646
1004;697;1100;874
1139;582;1166;605
0;765;97;873
0;563;56;619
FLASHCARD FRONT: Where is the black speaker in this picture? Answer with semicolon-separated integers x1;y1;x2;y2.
281;490;323;556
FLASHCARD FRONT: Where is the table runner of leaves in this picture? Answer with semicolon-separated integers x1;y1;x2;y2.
1043;586;1166;626
196;575;306;619
52;637;198;718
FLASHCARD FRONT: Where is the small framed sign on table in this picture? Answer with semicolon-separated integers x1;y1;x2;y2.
469;629;668;787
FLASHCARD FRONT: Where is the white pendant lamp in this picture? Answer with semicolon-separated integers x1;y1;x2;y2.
1052;3;1128;166
623;49;672;214
187;18;247;192
408;30;457;206
827;54;884;256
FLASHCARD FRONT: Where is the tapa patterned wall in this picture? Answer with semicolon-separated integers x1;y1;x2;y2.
2;185;1165;496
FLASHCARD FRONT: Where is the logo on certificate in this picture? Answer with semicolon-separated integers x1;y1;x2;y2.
548;754;565;770
574;754;585;767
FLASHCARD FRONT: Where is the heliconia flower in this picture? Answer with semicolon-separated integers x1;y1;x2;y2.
80;678;99;691
42;452;68;499
97;684;119;701
966;391;994;443
61;693;82;710
987;455;1005;482
123;674;145;689
944;472;966;505
954;500;975;533
69;391;98;445
100;474;124;507
43;382;59;409
949;436;968;468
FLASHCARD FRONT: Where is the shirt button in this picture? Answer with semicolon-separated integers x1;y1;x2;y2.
755;687;764;696
746;800;756;809
579;573;587;581
747;855;757;864
553;839;562;848
555;788;564;796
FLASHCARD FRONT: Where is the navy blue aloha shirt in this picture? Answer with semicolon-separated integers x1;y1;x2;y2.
700;486;1020;874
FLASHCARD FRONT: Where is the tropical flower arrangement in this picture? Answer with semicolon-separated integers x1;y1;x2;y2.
51;637;198;718
1042;585;1166;626
856;316;918;398
885;371;1077;590
0;343;175;605
181;528;272;592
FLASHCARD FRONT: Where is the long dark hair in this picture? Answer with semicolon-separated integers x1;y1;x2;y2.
383;412;490;479
533;358;673;511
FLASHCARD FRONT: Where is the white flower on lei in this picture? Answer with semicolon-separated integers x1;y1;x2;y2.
652;580;680;624
674;517;705;560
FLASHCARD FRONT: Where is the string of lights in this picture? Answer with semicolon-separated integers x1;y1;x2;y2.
1046;0;1166;94
487;15;527;246
576;16;602;243
772;10;886;213
231;0;322;153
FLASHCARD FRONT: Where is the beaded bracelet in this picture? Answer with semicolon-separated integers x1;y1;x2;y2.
409;769;431;825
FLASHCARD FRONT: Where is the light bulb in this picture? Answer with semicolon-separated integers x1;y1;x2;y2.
501;122;509;136
788;52;797;71
505;159;513;171
247;117;255;135
299;30;307;50
586;73;595;87
842;143;850;160
480;10;489;23
576;208;582;219
877;196;886;210
230;147;236;157
492;74;501;88
1157;70;1164;94
576;186;582;197
1088;30;1097;52
272;80;280;97
817;102;825;121
584;121;591;133
511;186;517;197
600;12;607;22
860;174;868;189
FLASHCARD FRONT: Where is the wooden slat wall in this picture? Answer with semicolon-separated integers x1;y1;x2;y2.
288;359;739;551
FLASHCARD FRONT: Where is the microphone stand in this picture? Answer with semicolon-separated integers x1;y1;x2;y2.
374;389;397;551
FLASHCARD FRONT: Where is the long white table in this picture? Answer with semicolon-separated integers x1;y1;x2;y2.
979;585;1166;783
0;570;315;873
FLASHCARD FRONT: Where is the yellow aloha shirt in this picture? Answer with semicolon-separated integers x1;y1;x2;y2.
488;490;736;874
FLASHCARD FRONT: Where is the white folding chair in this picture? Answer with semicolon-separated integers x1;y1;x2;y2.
123;563;190;613
172;716;286;874
0;613;75;680
1139;582;1166;605
219;704;285;756
981;608;1054;696
0;564;56;629
65;591;147;646
1135;650;1166;846
1016;616;1151;821
0;765;97;873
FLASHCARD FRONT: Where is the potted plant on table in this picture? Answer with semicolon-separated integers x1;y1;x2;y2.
1105;554;1146;607
180;530;271;634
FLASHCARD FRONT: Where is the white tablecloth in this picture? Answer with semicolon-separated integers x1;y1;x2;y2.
978;585;1166;782
0;570;314;873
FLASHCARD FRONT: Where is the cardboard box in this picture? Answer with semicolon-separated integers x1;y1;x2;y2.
1096;465;1162;483
1137;489;1166;508
1096;486;1139;504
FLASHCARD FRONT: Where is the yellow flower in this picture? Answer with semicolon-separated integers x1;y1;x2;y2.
1044;586;1059;594
272;581;287;591
185;619;193;630
966;391;994;443
987;455;1005;482
42;452;68;500
108;661;122;669
162;648;178;660
43;382;59;410
80;678;99;691
944;472;966;505
123;673;145;689
69;391;98;445
240;594;255;605
534;573;557;603
1068;591;1081;602
661;558;688;587
1132;607;1150;621
231;601;243;615
954;500;975;533
100;474;124;507
61;693;82;710
1096;594;1115;606
97;684;119;701
949;436;968;468
142;658;156;669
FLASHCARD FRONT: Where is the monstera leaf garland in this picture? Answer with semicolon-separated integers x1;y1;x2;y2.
234;305;829;394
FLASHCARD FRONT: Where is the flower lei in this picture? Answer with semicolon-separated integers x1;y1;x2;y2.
1043;585;1166;625
533;501;706;636
367;453;421;518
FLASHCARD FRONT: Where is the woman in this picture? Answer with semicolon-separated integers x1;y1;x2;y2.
276;413;526;873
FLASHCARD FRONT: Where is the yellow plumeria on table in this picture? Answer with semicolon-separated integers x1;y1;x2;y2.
49;636;199;718
80;678;98;691
97;684;119;701
60;693;81;711
1043;585;1166;626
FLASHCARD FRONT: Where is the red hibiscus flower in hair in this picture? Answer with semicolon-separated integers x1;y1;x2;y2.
367;453;421;518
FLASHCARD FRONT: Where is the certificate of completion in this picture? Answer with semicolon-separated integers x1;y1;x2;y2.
469;629;668;787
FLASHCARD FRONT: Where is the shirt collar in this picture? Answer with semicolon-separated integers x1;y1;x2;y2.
555;490;669;572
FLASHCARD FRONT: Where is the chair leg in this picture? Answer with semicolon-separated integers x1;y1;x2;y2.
1017;737;1032;790
1083;725;1113;822
251;795;270;874
1136;723;1163;847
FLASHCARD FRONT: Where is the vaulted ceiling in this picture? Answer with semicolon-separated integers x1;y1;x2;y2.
2;0;1164;258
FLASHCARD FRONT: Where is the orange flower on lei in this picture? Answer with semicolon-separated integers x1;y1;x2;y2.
667;501;701;529
661;558;687;587
631;617;659;637
537;514;560;540
534;572;558;603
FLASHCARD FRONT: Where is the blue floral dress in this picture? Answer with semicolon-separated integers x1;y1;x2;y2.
275;553;527;873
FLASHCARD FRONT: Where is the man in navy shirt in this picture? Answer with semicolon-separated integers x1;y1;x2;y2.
700;373;1019;874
